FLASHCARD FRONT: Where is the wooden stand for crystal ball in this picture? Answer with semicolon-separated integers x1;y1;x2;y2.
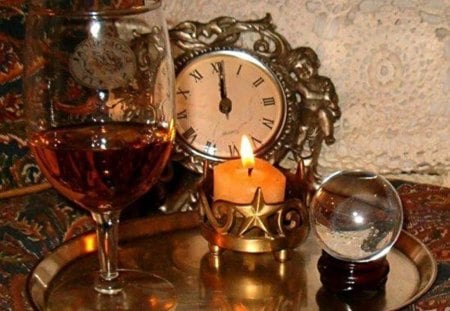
317;251;390;294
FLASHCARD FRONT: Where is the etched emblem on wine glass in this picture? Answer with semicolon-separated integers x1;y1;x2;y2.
69;37;137;90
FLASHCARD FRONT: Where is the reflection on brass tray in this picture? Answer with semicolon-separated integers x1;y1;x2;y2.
199;248;307;309
28;213;437;310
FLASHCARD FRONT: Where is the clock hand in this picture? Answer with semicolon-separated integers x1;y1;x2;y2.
218;60;232;119
219;61;228;98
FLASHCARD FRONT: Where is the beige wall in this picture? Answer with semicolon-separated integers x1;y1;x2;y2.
164;0;450;186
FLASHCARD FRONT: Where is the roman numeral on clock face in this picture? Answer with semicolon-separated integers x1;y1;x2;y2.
204;141;216;155
236;64;242;76
253;77;264;87
228;143;240;157
189;69;203;82
176;88;190;99
262;97;275;106
182;127;197;143
250;135;262;148
262;117;274;129
176;109;187;119
211;62;221;74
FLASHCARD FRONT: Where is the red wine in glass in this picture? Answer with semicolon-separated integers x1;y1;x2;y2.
29;123;173;213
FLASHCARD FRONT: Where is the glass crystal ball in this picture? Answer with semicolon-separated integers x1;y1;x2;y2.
310;170;403;262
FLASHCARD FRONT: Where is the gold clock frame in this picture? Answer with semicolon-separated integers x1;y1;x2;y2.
169;13;340;176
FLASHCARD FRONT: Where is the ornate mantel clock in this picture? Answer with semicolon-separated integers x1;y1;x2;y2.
162;14;340;212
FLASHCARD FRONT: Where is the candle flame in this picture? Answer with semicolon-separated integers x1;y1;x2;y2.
240;135;255;170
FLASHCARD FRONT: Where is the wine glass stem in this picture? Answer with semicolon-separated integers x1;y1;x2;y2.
91;210;123;295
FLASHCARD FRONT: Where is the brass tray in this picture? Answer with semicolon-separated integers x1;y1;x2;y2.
28;212;437;310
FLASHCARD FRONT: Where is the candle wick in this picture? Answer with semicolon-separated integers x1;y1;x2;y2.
247;167;253;176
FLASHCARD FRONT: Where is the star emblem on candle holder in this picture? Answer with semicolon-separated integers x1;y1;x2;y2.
198;168;310;262
228;188;284;238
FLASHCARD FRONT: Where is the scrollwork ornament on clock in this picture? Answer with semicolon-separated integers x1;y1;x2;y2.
169;13;341;194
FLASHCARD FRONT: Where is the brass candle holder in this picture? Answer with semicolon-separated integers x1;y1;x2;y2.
197;164;310;262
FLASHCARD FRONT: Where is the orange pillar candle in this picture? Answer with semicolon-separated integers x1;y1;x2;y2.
213;135;286;204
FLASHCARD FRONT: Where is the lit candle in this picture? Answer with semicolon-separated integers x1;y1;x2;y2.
213;135;286;204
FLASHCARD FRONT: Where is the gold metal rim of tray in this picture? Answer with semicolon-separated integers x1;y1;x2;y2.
27;211;438;310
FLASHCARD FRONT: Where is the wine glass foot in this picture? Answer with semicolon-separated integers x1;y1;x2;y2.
94;274;123;295
46;269;177;311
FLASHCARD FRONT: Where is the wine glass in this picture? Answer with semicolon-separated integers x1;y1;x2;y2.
23;0;176;309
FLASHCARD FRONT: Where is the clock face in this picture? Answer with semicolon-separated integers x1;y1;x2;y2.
175;50;286;162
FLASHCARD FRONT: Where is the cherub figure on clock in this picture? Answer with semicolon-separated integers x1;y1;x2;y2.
282;47;341;182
